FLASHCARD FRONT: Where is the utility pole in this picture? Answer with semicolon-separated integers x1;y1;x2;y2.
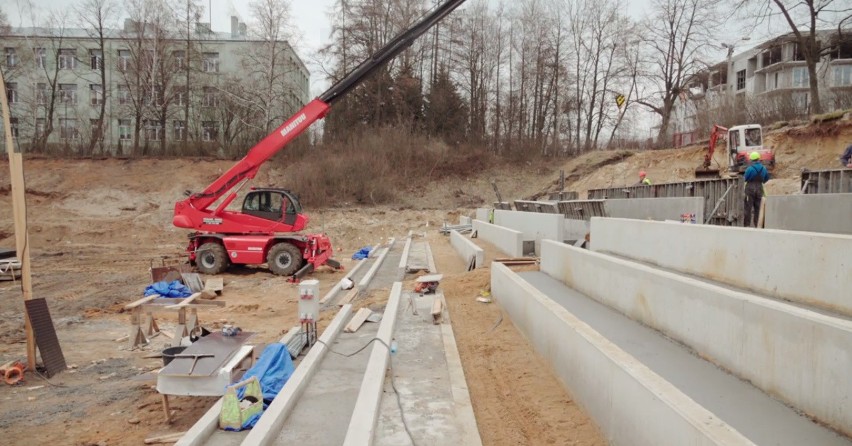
1;70;37;370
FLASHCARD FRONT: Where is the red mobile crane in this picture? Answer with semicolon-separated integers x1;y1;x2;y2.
173;0;469;279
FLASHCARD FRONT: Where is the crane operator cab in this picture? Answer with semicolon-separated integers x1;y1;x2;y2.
242;188;302;226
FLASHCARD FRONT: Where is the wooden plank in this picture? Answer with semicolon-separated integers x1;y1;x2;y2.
431;296;443;325
344;308;373;333
164;293;201;309
203;276;224;293
125;295;160;310
2;70;35;370
338;288;359;306
144;431;185;444
181;273;205;293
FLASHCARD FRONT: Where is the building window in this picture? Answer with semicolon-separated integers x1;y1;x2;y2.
90;49;103;69
9;118;19;139
736;69;746;90
173;50;185;69
174;87;186;106
833;65;852;87
174;120;186;140
118;49;130;71
5;82;17;104
59;49;77;70
118;119;132;141
36;118;46;136
118;85;130;105
5;48;17;68
202;121;218;141
202;52;219;73
34;48;46;68
145;88;162;106
145;120;163;141
35;83;48;105
792;67;809;88
59;118;78;140
59;84;78;104
90;84;103;106
202;87;218;107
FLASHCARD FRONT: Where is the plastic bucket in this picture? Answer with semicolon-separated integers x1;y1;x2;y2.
162;346;187;366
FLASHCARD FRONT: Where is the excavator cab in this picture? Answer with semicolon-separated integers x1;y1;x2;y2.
241;188;302;226
728;125;773;173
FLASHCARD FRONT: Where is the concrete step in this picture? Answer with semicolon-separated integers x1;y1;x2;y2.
491;262;851;445
541;239;852;438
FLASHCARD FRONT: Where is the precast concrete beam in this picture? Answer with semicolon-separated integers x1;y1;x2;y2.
472;219;523;257
490;262;753;446
493;210;564;255
449;229;484;269
765;193;852;235
241;305;354;446
590;218;852;317
342;282;403;446
542;239;852;437
604;197;704;222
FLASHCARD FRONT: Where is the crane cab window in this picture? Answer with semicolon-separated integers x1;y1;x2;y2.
243;191;284;220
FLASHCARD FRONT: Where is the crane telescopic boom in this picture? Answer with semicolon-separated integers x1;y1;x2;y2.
173;0;468;231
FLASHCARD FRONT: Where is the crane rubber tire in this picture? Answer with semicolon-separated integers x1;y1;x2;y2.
196;242;229;275
267;243;304;276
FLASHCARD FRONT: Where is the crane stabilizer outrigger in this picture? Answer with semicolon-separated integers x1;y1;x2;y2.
173;0;469;279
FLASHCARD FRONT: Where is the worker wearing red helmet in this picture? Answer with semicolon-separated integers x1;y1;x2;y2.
743;151;770;227
636;171;652;186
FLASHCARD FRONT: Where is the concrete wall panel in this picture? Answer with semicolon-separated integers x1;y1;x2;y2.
475;208;492;222
449;230;484;269
765;194;852;235
541;240;852;436
590;218;852;317
491;263;752;446
564;219;590;241
472;220;523;257
494;210;564;255
459;215;472;225
604;197;704;222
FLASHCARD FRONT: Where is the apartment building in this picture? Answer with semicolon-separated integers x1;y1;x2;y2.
671;29;852;146
1;17;310;155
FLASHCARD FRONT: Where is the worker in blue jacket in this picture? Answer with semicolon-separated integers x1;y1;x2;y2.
743;151;770;227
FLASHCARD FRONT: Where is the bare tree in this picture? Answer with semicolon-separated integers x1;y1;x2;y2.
638;0;720;145
737;0;852;114
75;0;118;156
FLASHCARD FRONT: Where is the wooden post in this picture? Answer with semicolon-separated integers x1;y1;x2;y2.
1;70;36;370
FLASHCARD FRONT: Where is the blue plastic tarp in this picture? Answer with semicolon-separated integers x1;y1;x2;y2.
143;280;192;298
227;343;296;431
352;246;372;260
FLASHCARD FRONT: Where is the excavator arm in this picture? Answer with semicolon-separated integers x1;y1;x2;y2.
174;0;468;231
695;124;728;178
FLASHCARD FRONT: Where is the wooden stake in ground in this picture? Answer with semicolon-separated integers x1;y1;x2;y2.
1;70;36;371
757;197;767;228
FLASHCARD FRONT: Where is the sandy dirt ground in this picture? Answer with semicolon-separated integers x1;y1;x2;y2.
0;117;847;444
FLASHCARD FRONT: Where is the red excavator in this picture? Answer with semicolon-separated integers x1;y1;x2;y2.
172;0;469;278
695;124;775;178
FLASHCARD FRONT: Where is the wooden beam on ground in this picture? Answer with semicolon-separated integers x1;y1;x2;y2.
144;431;186;444
338;288;359;306
432;296;443;324
1;70;35;370
344;308;373;333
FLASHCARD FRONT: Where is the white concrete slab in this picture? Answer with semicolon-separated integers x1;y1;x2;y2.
493;210;564;255
449;230;484;269
475;208;492;222
459;215;472;225
564;218;590;241
490;263;753;446
765;193;852;235
590;217;852;317
472;219;523;257
542;239;852;437
605;197;705;222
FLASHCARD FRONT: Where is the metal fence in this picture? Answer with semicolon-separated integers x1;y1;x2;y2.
513;200;560;213
800;169;852;194
588;177;744;226
548;191;579;201
556;200;608;221
494;201;513;210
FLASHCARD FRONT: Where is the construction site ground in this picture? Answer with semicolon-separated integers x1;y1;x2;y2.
0;117;849;445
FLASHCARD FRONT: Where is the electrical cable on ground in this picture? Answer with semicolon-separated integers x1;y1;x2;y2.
316;337;418;446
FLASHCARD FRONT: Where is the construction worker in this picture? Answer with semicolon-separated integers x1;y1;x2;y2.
841;144;852;168
743;151;769;227
636;171;652;186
